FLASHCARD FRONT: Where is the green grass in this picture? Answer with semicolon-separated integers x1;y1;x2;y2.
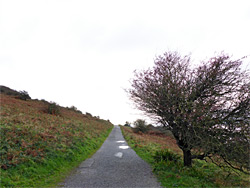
121;126;250;187
0;126;112;187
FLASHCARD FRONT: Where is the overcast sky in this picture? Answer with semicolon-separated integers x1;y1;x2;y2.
1;0;250;125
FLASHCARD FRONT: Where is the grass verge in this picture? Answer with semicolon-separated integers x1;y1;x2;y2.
0;94;113;187
121;126;250;187
1;127;112;187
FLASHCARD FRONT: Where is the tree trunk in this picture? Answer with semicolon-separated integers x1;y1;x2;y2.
172;131;192;167
183;149;192;167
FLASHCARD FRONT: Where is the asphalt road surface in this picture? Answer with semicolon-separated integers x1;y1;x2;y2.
60;125;162;188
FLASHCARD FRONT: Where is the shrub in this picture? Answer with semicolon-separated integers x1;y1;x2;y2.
47;102;60;115
86;112;92;117
124;121;131;127
69;106;77;111
133;119;149;133
68;106;82;114
41;99;49;103
18;90;31;101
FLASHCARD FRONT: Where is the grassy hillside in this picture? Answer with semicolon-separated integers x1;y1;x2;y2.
121;126;250;187
0;93;113;187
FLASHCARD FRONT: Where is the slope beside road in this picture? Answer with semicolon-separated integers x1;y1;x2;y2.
60;125;162;188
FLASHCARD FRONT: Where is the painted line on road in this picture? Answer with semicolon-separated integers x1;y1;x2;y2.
114;152;123;158
116;140;125;143
119;145;129;149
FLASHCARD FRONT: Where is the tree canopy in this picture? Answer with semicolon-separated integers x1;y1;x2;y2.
128;51;250;173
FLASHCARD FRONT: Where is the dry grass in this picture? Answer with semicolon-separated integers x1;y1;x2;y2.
122;126;182;155
0;94;112;169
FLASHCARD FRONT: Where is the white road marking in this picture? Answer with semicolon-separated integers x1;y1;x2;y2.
116;140;125;143
119;146;129;149
115;152;123;158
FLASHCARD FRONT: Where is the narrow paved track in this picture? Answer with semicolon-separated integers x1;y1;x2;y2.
60;125;162;188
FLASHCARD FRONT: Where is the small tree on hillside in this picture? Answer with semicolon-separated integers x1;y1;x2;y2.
133;119;148;133
18;90;31;100
124;121;131;127
128;51;250;173
47;102;60;115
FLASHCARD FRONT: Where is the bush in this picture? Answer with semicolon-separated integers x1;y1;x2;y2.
133;119;148;133
124;121;131;127
153;149;181;163
18;90;31;101
86;112;92;117
69;106;77;111
68;106;82;114
47;102;60;115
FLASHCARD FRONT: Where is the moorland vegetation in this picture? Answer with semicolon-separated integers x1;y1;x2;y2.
0;87;113;187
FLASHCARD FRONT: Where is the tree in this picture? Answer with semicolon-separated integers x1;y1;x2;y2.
47;102;60;115
18;90;31;100
124;121;131;127
128;51;250;173
133;119;148;133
